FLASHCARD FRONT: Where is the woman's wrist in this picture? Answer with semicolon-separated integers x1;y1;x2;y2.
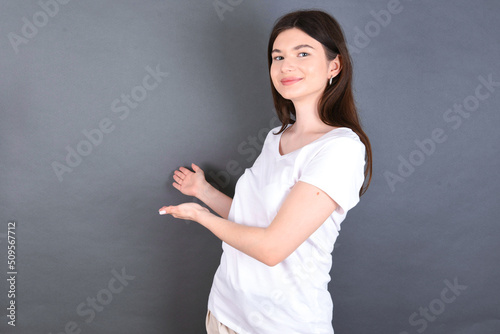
196;180;212;203
195;205;214;226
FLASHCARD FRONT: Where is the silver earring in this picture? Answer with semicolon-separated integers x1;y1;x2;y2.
329;77;333;85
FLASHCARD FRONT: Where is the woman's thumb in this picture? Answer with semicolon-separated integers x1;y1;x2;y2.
192;163;201;172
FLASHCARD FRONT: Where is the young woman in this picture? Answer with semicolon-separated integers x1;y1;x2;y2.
159;9;372;334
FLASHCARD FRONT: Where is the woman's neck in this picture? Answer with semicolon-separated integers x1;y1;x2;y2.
289;97;331;135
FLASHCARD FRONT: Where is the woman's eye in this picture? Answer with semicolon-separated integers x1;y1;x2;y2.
298;52;309;57
273;56;284;61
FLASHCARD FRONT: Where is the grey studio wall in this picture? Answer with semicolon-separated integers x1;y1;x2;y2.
0;0;499;333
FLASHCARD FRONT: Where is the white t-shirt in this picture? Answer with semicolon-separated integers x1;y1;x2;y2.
207;124;366;334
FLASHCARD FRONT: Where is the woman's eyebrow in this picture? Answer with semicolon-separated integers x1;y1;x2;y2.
271;44;315;54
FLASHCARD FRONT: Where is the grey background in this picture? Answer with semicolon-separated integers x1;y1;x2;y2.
1;0;499;333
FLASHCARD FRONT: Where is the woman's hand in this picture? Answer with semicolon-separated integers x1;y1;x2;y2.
172;163;207;198
158;202;210;222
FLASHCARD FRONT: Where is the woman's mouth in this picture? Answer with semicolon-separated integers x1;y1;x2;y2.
280;77;303;86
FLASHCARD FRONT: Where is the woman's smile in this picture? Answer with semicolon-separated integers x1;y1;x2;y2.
280;77;303;86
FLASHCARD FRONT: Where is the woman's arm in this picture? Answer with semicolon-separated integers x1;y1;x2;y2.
160;180;338;267
172;163;232;219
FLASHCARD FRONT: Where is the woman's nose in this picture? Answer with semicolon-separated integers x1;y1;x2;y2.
280;58;295;72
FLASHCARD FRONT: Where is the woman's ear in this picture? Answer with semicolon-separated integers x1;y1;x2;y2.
328;55;341;79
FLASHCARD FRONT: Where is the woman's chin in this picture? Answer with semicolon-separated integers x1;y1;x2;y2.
277;91;299;101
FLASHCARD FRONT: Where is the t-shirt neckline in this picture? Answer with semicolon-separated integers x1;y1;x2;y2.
277;124;344;159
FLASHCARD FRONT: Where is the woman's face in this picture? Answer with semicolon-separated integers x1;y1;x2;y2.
270;28;340;104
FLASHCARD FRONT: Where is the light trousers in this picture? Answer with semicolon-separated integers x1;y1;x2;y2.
206;310;239;334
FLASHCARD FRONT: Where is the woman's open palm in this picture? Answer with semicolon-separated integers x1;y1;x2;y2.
172;163;206;197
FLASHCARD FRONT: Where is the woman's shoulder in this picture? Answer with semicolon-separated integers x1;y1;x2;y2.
318;127;365;155
323;126;361;143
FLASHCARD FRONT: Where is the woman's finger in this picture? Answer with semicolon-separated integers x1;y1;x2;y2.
174;170;185;180
158;206;170;215
178;166;191;175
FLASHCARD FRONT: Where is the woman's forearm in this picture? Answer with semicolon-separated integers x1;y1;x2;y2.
196;182;233;219
196;210;275;266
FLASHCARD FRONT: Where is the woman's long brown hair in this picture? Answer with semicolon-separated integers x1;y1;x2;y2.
267;9;372;196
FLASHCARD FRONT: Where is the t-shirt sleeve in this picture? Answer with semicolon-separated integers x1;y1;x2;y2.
298;136;366;215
